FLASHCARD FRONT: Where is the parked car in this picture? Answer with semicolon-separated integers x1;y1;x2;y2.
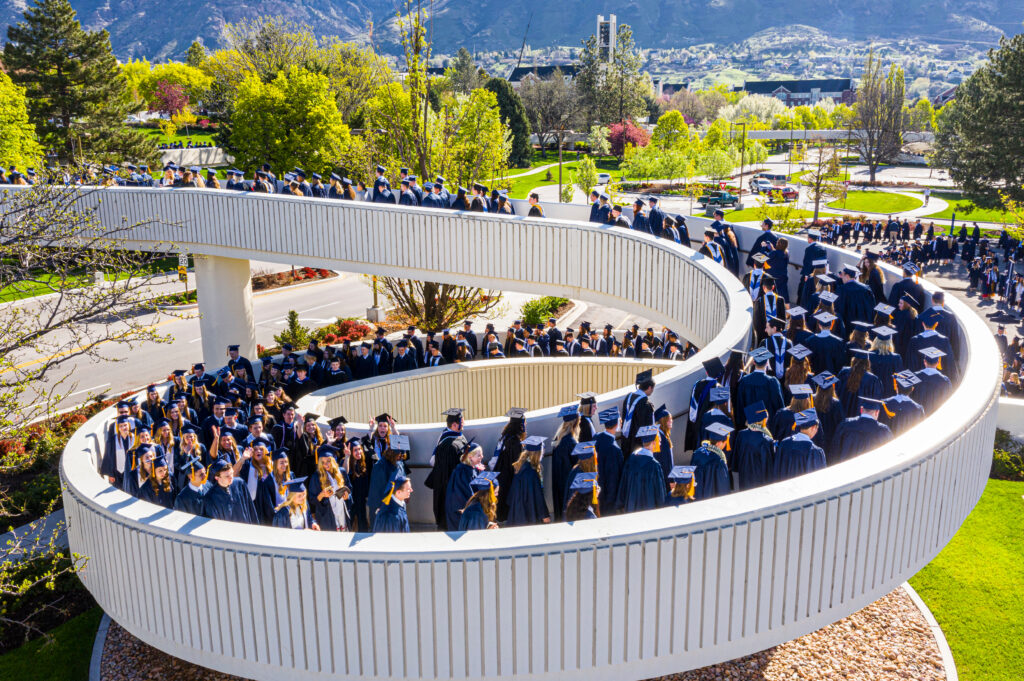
749;177;773;194
767;185;799;202
596;172;611;184
697;190;740;208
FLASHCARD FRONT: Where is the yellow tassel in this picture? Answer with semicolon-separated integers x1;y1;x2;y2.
684;478;695;499
937;358;942;371
488;481;497;506
882;402;895;419
591;480;599;506
382;481;395;505
652;435;660;454
724;437;730;452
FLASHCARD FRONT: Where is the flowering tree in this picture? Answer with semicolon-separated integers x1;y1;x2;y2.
150;80;189;116
608;120;651;159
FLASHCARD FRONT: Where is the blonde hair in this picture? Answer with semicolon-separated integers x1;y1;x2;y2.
275;490;307;514
512;447;543;476
317;455;344;497
552;418;580;448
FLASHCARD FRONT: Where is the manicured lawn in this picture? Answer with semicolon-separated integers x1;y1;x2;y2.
827;190;923;214
791;169;851;185
910;479;1024;681
689;205;840;222
921;192;1011;224
142;128;217;146
0;607;102;681
503;156;623;198
0;256;182;303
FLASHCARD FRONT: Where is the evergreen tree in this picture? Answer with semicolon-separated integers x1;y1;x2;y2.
446;47;486;94
485;77;532;168
933;34;1024;209
574;24;650;126
4;0;158;164
185;39;206;68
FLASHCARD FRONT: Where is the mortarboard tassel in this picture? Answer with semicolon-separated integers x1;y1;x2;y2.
382;481;396;505
591;479;599;506
882;401;896;419
488;481;497;506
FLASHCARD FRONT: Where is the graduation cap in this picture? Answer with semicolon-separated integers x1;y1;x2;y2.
793;409;819;428
209;459;232;475
637;425;660;443
866;251;880;261
116;414;132;424
303;412;320;423
744;401;769;424
789;383;813;398
816;274;836;285
389;434;411;452
172;369;187;377
569;473;599;503
523;435;547;452
375;413;393;423
251;435;274;448
850;347;872;359
636;369;654;385
900;293;919;308
902;261;920;274
752;252;769;265
558;404;580;421
768;315;787;329
469;470;499;492
788;344;812;361
872;326;897;339
180;425;198;435
328;416;348;429
818;291;839;304
850;320;873;331
576;391;598;404
571;441;597;461
247;415;263;425
598;407;620;425
151;454;168;469
317;444;339;458
271;448;289;461
180;455;204;474
919;346;946;361
281;477;307;494
813;311;837;326
442;407;465;418
841;265;859;277
214;396;232;406
812;371;839;390
858;396;885;411
709;387;730;404
874;302;896;317
894;370;922;389
787;306;808;318
701;356;725;377
750;347;773;364
918;308;942;327
668;465;696;483
704;422;733;441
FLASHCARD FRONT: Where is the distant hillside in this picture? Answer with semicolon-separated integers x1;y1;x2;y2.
0;0;1020;60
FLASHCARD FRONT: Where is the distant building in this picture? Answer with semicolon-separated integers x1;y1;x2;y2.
597;14;617;62
736;78;856;105
506;64;577;89
652;76;689;98
933;86;957;107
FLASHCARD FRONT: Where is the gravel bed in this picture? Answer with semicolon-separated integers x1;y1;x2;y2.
101;588;944;681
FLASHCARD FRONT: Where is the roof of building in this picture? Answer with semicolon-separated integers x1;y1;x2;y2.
507;64;578;82
739;78;853;95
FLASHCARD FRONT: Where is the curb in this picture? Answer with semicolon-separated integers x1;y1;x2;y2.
902;582;959;681
153;271;345;310
0;269;183;310
88;612;112;681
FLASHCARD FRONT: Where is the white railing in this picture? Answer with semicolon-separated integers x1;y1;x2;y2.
58;188;999;681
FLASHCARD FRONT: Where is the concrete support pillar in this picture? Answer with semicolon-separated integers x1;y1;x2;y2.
194;255;256;367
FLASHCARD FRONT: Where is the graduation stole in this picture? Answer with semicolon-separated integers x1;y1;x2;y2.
771;334;786;377
748;269;763;300
689;379;715;422
763;291;779;320
622;389;646;435
701;440;728;464
747;421;772;438
706;241;723;263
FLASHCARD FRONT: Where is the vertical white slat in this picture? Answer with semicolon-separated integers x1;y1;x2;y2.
685;531;704;651
464;559;483;677
729;521;749;641
544;552;562;673
400;561;419;678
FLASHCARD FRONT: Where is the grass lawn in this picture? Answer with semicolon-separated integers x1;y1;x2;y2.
921;192;1011;224
689;205;841;222
0;607;102;681
0;256;182;303
142;128;217;146
791;169;851;185
505;160;582;198
909;479;1024;681
827;190;923;214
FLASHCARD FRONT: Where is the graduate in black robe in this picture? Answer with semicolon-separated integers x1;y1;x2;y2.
803;312;847;375
173;455;209;515
345;438;372;532
837;350;883;417
561;441;599;514
203;460;259;524
913;350;953;412
551;405;580;520
699;387;735;442
686;357;724;451
809;372;844;458
666;465;697;506
835;266;877;326
372;475;411;533
772;409;827;482
505;436;550;526
271;478;318;530
307;446;353;531
444;452;480;531
831;397;894;463
367;437;408;522
457;471;499;531
735;348;785;429
731;402;775;490
887;263;926;313
493;409;526;522
137;454;176;508
424;410;466;529
592;407;624;516
883;372;927;435
616;426;667;511
565;473;600;521
690;422;732;500
621;370;656;455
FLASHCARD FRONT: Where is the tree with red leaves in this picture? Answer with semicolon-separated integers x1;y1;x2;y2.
607;120;651;159
150;80;189;116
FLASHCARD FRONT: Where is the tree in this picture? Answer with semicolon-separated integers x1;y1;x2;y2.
185;39;206;68
755;192;804;234
377;280;502;332
575;24;650;125
852;51;906;182
138;63;213;109
396;0;433;179
804;147;845;220
719;94;786;125
0;73;42;170
588;125;611;156
151;81;190;116
904;99;936;132
4;0;159;164
446;47;486;94
433;89;510;188
698;148;736;182
667;87;729;125
607;120;651;158
485;77;532;168
933;34;1024;208
574;155;598;197
651;110;690;150
517;70;578;198
230;66;351;176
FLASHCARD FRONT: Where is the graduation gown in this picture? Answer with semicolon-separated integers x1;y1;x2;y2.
699;409;734;444
494;435;521;522
444;463;476;531
307;469;353;531
892;308;918;358
173;482;209;515
836;280;876;326
621;391;654;454
347;469;371;532
425;430;462;529
137;478;176;509
735;371;785;430
654;431;674;483
906;331;957;382
815;400;845;457
831;415;893;464
731;428;774;490
772;434;826;482
836;369;883;417
367;458;405;521
912;368;952;412
615;449;666;512
686;377;719;451
272;505;315;530
550;436;577;521
869;352;904;397
804;332;846;375
690;443;731;500
203;479;259;524
882;395;926;434
458;501;490;531
506;465;550;526
372;499;410;532
594;431;623;515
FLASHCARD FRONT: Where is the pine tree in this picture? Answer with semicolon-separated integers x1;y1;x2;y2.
185;39;206;68
4;0;159;165
485;77;532;168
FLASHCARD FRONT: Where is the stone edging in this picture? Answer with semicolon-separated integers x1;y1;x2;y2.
88;612;112;681
902;582;959;681
154;271;344;310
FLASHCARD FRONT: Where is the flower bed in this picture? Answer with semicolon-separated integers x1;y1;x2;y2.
251;267;336;291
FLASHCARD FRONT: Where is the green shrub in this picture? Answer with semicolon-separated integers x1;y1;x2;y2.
9;473;61;521
991;429;1024;481
273;310;312;348
520;296;570;326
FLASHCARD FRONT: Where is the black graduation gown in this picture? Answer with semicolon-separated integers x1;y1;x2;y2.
289;434;320;480
494;435;520;522
615;449;666;512
173;483;209;515
882;395;926;434
892;308;918;358
594;431;623;515
347;468;371;532
621;392;654;454
506;465;549;526
869;352;904;397
912;368;952;412
367;458;405;522
458;502;490;531
888;277;927;313
425;430;462;529
203;479;259;524
772;434;826;482
815;399;844;457
804;332;846;375
686;377;718;450
735;371;785;430
836;280;876;327
690;444;731;500
550;436;576;521
906;331;957;382
836;369;883;417
307;469;353;531
372;499;410;532
831;415;894;463
444;463;476;531
731;428;774;490
655;432;674;484
699;409;734;444
138;478;176;509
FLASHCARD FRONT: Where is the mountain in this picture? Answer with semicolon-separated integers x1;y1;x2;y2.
1;0;1020;61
